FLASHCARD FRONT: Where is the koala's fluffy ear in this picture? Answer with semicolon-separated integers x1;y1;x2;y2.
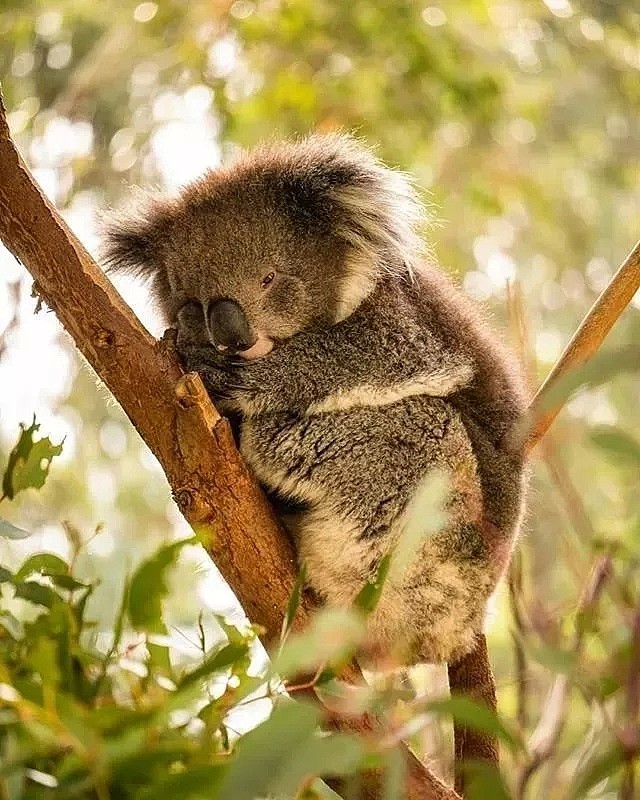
99;190;174;293
274;133;428;277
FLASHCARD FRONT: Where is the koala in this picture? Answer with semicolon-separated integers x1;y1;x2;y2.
102;134;527;665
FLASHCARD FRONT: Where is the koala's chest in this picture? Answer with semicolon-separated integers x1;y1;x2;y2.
238;398;453;515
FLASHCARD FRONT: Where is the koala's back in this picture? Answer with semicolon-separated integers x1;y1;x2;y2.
407;265;528;535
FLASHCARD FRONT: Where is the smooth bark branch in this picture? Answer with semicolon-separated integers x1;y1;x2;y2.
526;238;640;452
0;95;457;800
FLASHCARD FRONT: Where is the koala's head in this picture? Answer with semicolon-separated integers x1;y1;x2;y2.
101;133;425;359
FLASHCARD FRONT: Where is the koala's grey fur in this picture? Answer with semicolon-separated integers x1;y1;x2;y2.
102;134;527;664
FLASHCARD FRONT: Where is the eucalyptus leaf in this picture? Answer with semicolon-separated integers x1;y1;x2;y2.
2;417;63;500
0;518;31;539
127;537;196;634
426;696;523;753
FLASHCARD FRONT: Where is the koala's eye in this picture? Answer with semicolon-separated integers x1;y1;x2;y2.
260;271;276;289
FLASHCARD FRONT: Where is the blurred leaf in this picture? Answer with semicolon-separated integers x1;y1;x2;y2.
426;696;523;753
461;760;511;800
382;746;406;800
139;764;226;798
569;742;624;799
353;472;449;617
273;608;365;680
128;537;196;633
523;640;578;674
532;346;640;425
303;779;345;799
0;519;31;539
218;700;362;800
0;611;22;639
2;417;63;500
353;552;392;615
391;470;449;580
590;425;640;466
16;552;69;582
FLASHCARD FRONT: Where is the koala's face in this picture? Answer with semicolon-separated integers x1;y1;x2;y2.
101;134;424;358
159;178;347;359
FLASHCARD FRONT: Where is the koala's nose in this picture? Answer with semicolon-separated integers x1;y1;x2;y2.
207;299;256;354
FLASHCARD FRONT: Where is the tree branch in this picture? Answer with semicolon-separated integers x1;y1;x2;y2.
447;237;640;792
0;93;457;800
526;239;640;452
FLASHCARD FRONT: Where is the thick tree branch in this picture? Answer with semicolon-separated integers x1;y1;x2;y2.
0;94;457;800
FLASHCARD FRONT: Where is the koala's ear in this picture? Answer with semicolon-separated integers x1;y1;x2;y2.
99;190;174;287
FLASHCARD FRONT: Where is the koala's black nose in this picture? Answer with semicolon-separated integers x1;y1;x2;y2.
207;299;256;354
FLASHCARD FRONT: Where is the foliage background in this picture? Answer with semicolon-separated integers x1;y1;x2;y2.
1;0;639;797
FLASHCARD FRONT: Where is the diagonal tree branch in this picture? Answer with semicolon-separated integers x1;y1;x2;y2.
0;93;457;800
526;239;640;452
448;238;640;794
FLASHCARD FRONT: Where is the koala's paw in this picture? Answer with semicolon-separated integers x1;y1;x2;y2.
176;345;235;397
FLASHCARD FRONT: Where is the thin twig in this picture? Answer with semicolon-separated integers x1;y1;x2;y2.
515;555;612;799
525;239;640;452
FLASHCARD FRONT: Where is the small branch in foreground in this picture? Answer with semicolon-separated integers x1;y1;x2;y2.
525;239;640;452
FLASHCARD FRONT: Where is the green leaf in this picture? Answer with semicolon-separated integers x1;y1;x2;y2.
218;701;362;800
2;417;63;500
15;553;69;582
47;573;89;592
426;696;523;753
179;642;249;690
280;562;307;644
127;538;196;634
353;552;392;615
0;518;31;539
460;760;511;800
27;637;61;687
590;425;640;466
273;608;365;680
13;581;59;608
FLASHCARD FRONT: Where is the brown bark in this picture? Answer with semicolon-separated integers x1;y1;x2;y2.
0;95;458;799
447;635;499;796
526;238;640;452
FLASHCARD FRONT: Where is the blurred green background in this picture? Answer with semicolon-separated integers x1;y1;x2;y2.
1;0;639;794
